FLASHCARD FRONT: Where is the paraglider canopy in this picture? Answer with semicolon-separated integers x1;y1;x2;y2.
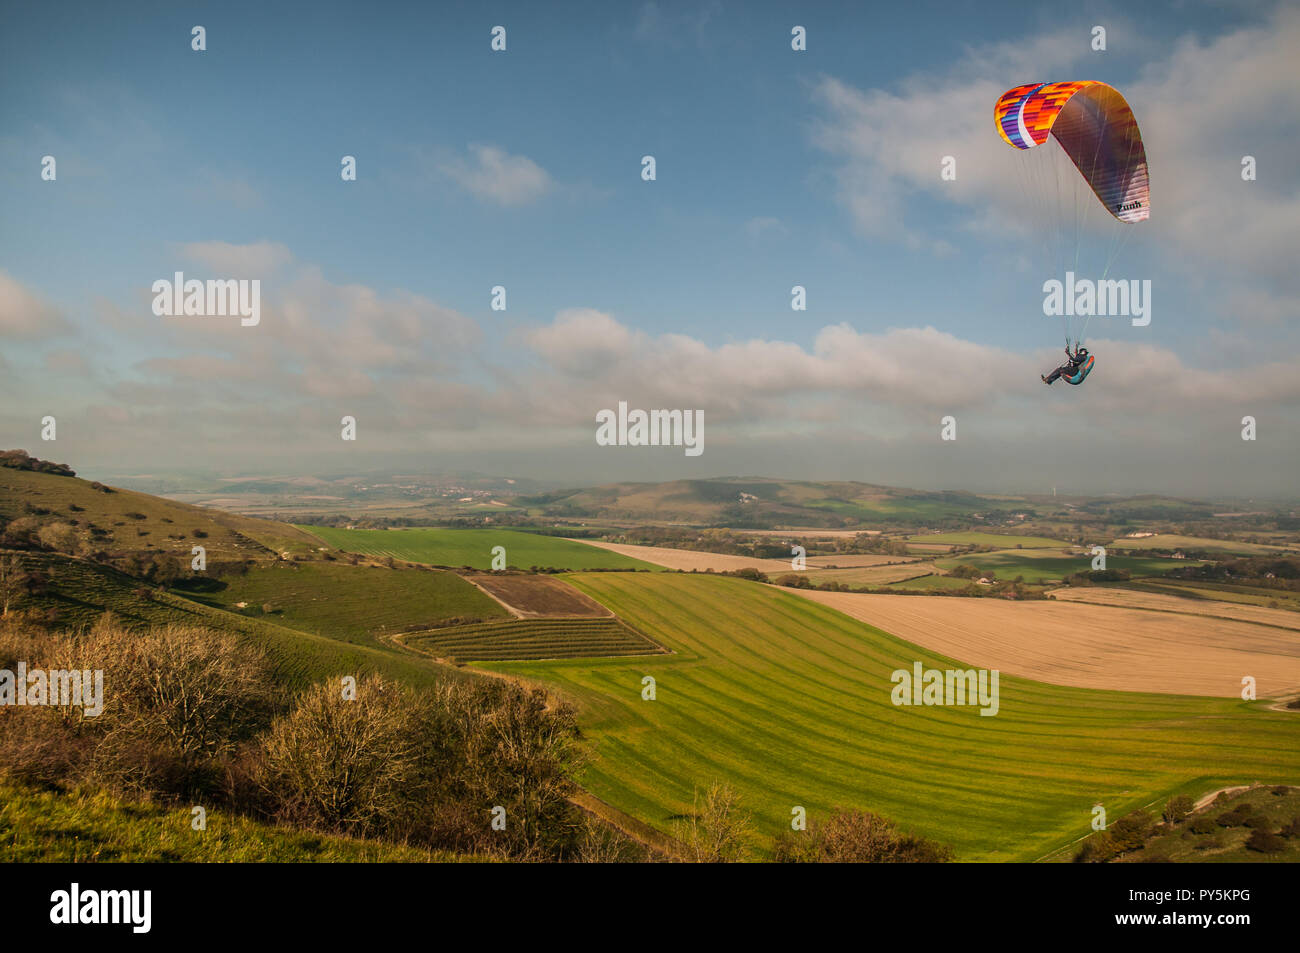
995;81;1150;223
994;81;1151;351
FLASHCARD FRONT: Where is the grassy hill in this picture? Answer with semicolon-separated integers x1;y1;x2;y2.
301;525;655;571
485;572;1300;861
0;464;324;561
2;549;457;690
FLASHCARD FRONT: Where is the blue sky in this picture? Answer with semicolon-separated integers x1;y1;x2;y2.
2;1;1297;496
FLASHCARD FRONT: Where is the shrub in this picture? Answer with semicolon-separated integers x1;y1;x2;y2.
1188;815;1217;835
676;782;754;863
1110;810;1153;852
1243;813;1273;830
1074;830;1119;862
1280;816;1300;839
81;621;281;797
1245;830;1286;854
255;677;583;859
775;807;953;863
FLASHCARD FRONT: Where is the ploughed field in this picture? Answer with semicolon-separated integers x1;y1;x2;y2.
466;573;611;617
486;572;1300;861
793;588;1300;697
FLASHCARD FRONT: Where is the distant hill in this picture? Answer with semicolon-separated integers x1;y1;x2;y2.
518;477;1044;528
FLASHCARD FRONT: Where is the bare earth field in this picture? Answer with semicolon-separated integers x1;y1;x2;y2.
464;574;612;618
1049;587;1300;632
575;539;902;574
788;589;1300;698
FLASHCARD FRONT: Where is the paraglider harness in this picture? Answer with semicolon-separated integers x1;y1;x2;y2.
1063;345;1094;384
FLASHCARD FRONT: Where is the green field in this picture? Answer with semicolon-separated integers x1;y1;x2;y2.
406;617;666;662
1107;534;1293;555
0;780;468;862
936;550;1196;585
907;532;1067;549
485;572;1300;861
300;526;656;571
189;561;507;647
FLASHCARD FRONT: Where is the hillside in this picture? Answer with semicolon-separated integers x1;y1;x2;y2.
0;460;325;562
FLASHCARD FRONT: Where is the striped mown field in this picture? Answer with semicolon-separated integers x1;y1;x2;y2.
486;572;1300;861
404;617;666;662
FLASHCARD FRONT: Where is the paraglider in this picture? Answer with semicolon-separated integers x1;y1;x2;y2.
994;81;1150;387
1041;345;1093;386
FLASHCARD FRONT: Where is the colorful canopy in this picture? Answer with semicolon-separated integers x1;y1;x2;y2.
994;81;1150;224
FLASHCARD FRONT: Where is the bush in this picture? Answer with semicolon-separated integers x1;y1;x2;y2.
1110;810;1153;852
1280;816;1300;839
1243;813;1273;830
1245;830;1286;854
1216;811;1246;827
82;621;281;797
1188;815;1217;835
255;677;584;859
775;807;953;863
0;619;280;799
1074;830;1119;862
676;782;754;863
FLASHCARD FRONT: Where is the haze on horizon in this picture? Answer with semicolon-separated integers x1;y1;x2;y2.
2;1;1297;500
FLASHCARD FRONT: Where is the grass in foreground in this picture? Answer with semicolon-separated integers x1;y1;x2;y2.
0;780;470;862
300;526;656;571
486;572;1300;861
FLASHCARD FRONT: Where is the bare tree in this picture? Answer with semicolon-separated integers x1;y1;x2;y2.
0;555;26;617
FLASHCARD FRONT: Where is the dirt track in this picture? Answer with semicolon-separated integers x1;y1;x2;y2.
788;589;1300;698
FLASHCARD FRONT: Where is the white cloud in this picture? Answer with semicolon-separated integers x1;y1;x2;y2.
440;144;553;206
0;271;71;339
178;240;293;276
809;8;1300;306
